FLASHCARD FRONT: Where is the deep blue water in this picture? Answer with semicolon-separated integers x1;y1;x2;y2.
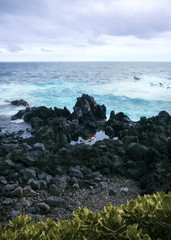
0;61;171;132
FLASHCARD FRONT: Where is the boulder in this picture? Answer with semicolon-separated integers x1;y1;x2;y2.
23;168;37;181
49;184;61;196
45;197;67;208
10;186;23;199
37;203;50;213
69;167;83;179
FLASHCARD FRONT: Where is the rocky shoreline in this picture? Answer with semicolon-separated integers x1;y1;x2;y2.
0;94;171;226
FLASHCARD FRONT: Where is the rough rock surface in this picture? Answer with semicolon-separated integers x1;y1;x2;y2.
0;94;170;226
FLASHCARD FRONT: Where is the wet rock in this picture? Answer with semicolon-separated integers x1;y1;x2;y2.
11;108;30;120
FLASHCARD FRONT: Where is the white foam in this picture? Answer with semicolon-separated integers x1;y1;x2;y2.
11;119;24;124
88;76;171;102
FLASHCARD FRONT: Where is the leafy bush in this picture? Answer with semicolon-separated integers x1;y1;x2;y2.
0;191;170;240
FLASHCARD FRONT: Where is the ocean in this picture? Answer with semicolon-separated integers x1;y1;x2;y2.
0;61;171;132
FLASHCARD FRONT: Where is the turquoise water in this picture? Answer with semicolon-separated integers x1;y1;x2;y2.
0;61;171;131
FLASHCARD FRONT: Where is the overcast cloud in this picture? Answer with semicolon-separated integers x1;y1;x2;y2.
0;0;171;61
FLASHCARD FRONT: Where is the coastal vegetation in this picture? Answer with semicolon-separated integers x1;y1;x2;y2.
0;191;170;240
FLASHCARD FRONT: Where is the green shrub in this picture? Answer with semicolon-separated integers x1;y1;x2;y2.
0;191;170;240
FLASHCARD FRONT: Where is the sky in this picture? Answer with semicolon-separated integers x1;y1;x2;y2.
0;0;171;62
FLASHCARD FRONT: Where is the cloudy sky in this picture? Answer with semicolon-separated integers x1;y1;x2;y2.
0;0;171;61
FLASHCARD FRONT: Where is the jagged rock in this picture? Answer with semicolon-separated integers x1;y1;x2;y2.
71;94;106;124
11;108;30;120
54;106;71;118
23;106;55;123
23;106;70;126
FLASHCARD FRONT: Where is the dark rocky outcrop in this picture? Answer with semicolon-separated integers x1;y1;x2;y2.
71;94;106;125
10;99;30;107
1;94;171;225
